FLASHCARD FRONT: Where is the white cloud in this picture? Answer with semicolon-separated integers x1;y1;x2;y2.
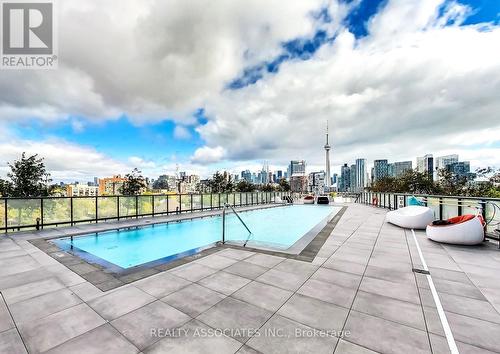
0;138;130;182
196;0;500;170
191;146;226;165
128;156;157;169
173;125;191;140
0;0;326;124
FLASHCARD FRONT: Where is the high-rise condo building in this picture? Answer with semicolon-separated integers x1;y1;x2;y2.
436;154;459;170
289;160;306;177
417;154;433;177
308;171;325;194
373;159;389;182
389;161;413;177
350;164;357;192
355;158;367;191
340;164;350;192
447;161;472;178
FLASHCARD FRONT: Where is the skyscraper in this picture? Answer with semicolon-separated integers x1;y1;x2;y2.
324;121;331;191
417;154;434;177
447;161;471;178
355;158;367;191
350;164;357;192
436;154;459;170
389;161;413;177
424;154;434;177
340;164;350;192
373;159;389;182
289;160;306;177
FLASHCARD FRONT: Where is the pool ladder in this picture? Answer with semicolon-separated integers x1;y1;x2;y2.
221;203;253;246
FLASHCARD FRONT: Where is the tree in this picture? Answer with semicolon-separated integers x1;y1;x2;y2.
153;178;169;190
235;180;255;192
0;179;13;197
368;167;500;198
260;184;275;192
7;153;51;197
207;171;233;193
436;168;467;196
278;178;290;191
120;168;147;195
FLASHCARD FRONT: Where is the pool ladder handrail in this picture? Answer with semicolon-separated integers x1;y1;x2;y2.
221;203;253;245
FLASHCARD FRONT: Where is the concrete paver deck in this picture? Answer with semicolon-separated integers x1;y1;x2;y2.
0;203;499;353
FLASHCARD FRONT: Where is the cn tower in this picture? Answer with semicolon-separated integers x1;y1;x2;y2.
324;121;331;191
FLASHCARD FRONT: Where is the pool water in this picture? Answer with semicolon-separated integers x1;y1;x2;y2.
55;205;339;269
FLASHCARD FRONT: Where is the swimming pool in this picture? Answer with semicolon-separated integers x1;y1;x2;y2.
54;205;340;269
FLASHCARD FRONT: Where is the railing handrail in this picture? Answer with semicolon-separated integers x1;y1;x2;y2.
1;191;290;234
361;191;500;202
356;191;500;241
224;203;252;235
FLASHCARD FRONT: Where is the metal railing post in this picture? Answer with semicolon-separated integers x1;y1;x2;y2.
3;199;7;233
152;195;155;216
70;197;74;226
40;198;44;229
117;196;120;220
135;195;139;218
95;196;98;223
439;197;443;220
457;198;462;216
222;206;226;244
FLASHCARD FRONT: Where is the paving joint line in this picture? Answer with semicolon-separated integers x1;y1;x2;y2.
410;229;458;354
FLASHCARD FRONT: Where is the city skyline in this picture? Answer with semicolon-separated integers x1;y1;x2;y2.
1;0;499;182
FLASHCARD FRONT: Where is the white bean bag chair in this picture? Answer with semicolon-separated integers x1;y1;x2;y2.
426;215;484;245
386;206;434;229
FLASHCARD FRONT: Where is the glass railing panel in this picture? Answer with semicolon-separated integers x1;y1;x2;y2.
98;197;118;219
0;201;5;229
461;199;480;217
442;198;458;219
180;195;192;212
168;195;180;213
138;196;153;215
221;193;229;206
485;201;500;234
192;194;201;210
119;196;136;217
426;197;440;219
43;198;71;224
6;199;41;228
73;197;96;221
154;196;168;214
234;193;241;206
202;194;212;210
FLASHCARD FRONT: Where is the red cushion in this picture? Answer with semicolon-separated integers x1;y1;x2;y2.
447;214;485;226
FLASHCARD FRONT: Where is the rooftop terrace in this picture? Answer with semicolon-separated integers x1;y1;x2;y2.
1;203;499;353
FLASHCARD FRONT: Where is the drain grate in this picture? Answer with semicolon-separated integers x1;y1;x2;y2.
412;268;430;275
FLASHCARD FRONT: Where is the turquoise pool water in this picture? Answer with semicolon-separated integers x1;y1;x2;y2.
55;205;339;269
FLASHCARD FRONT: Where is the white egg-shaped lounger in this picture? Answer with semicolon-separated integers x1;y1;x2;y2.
426;215;484;245
386;206;434;229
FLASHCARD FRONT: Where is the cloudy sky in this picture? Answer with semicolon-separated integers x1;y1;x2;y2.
1;0;500;182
